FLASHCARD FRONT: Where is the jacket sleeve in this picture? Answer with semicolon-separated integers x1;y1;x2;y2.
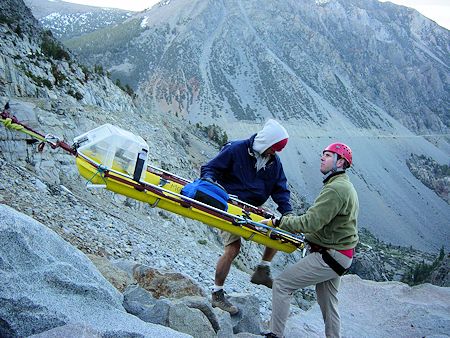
200;143;233;181
279;186;342;233
271;165;293;215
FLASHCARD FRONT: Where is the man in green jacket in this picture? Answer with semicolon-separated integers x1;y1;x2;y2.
264;142;359;338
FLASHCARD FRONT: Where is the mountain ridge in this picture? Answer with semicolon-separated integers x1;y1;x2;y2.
24;0;133;40
63;0;449;134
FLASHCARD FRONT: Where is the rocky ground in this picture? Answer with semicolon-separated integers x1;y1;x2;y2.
2;192;449;338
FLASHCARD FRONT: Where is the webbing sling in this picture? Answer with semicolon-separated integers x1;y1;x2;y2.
308;242;349;276
321;250;348;276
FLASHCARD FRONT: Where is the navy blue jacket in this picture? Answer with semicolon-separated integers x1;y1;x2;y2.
201;135;292;215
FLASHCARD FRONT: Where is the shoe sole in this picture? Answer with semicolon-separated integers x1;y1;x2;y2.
250;279;273;288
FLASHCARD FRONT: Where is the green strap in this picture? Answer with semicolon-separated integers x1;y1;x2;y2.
86;165;108;186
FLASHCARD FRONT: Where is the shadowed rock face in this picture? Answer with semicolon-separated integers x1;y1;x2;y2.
430;254;450;287
407;154;450;204
0;0;41;36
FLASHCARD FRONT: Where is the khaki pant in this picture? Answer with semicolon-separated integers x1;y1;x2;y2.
220;229;240;247
270;250;352;338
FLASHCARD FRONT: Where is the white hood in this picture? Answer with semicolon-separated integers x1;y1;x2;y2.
252;119;289;154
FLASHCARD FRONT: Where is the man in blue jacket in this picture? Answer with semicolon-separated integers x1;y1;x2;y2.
201;119;293;314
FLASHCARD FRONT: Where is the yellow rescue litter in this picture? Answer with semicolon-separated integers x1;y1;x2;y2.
0;110;305;253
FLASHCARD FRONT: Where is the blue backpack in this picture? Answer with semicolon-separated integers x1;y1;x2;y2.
181;178;229;211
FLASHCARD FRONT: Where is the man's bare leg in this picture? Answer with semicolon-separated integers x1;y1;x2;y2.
262;247;277;262
215;240;241;286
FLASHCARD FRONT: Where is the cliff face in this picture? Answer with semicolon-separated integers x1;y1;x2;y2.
0;0;134;112
407;154;449;204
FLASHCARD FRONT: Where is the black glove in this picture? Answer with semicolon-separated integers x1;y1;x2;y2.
266;217;281;228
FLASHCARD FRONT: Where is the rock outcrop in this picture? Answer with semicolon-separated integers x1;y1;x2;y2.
0;204;189;337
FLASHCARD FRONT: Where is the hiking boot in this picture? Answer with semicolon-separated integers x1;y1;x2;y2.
250;265;273;288
211;289;239;315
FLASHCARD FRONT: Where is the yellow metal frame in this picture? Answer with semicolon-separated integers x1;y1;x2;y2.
76;156;300;253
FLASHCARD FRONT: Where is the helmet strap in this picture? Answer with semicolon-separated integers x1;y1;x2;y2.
323;153;344;181
332;153;339;172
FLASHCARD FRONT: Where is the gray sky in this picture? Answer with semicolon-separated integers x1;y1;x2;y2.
62;0;449;30
379;0;449;29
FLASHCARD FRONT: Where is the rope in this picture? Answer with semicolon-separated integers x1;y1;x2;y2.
0;108;77;155
1;117;47;142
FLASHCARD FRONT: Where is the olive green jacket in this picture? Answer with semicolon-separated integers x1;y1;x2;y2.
280;172;359;250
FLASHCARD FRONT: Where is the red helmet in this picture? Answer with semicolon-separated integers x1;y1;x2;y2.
323;143;352;166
